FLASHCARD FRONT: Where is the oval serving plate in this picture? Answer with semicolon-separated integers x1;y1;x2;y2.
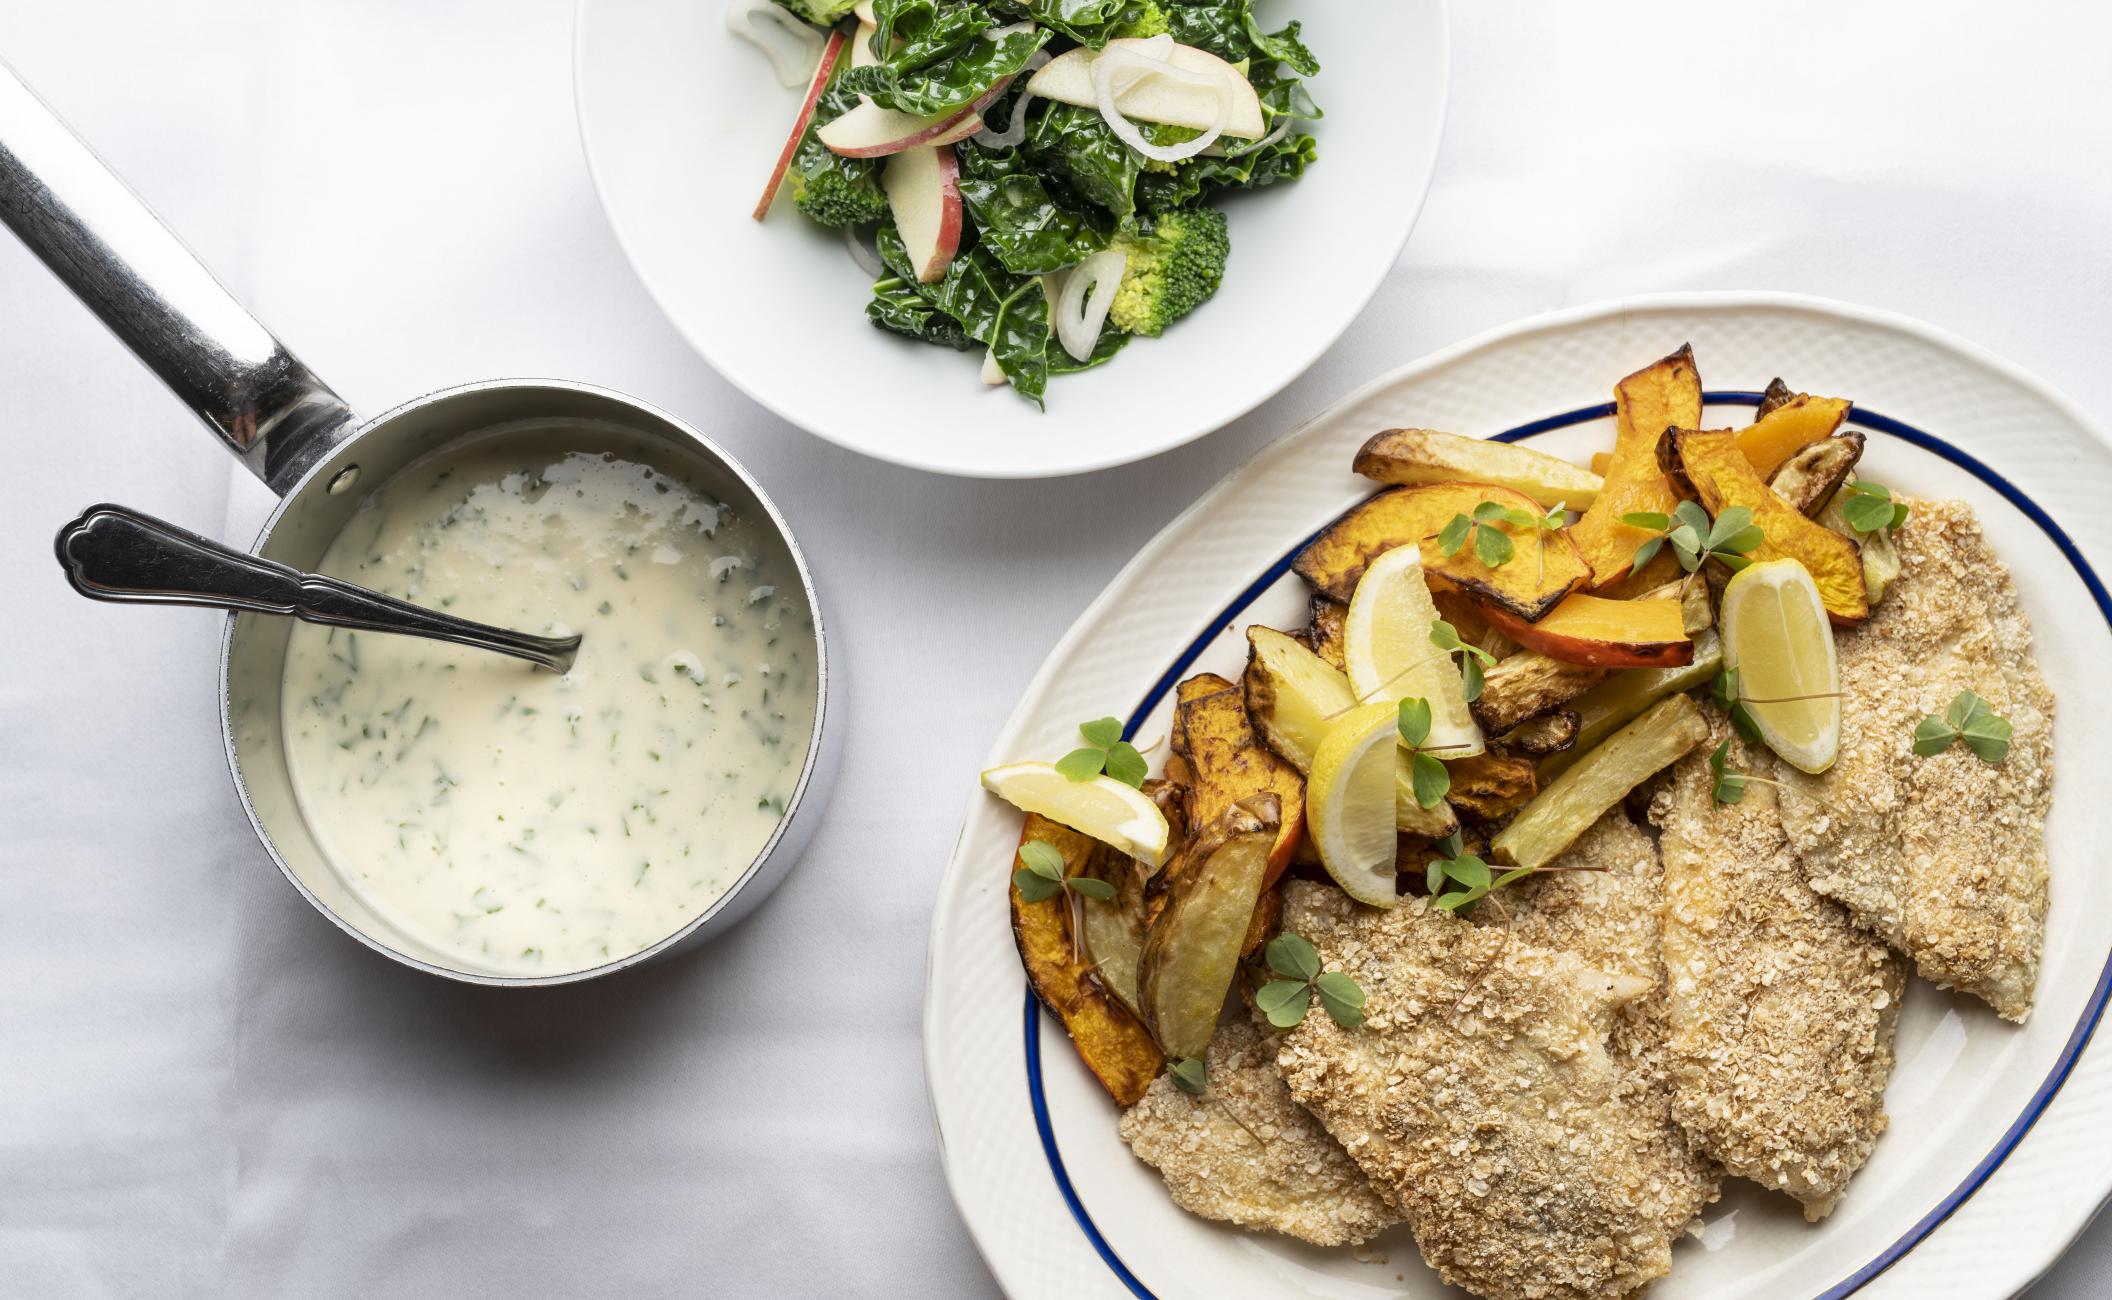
924;293;2112;1299
574;0;1449;478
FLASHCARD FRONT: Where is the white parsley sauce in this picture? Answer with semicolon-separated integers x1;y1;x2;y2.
280;427;816;975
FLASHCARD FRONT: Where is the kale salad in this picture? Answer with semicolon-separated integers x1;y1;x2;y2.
749;0;1321;408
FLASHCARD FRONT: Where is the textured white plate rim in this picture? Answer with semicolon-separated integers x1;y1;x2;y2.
923;290;2112;1299
571;0;1452;480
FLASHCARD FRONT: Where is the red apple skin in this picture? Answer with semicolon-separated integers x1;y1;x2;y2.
919;144;963;282
818;70;1019;159
753;27;848;222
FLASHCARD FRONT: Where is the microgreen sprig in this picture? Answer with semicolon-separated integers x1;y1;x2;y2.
1430;618;1498;703
1623;502;1764;574
1056;716;1148;787
1255;933;1367;1030
1397;698;1456;809
1437;499;1569;575
1841;480;1911;536
1424;830;1533;914
1713;666;1841;747
1011;839;1118;903
1169;1056;1208;1095
1913;689;2012;764
1709;738;1748;805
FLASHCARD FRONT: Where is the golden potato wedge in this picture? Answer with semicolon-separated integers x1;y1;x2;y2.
1305;595;1348;671
1011;815;1164;1105
1242;884;1282;958
1444;750;1539;825
1354;428;1604;510
1492;694;1710;871
1536;628;1724;781
1569;345;1702;589
1770;433;1865;517
1471;651;1609;732
1292;482;1592;619
1138;796;1280;1060
1172;673;1307;887
1495;708;1580;756
1667;427;1869;624
1242;627;1459;839
1737;393;1852;479
1482;592;1694;669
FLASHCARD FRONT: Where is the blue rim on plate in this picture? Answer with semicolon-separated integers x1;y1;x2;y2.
1022;392;2112;1300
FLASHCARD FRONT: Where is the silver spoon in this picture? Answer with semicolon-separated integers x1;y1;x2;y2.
54;503;582;673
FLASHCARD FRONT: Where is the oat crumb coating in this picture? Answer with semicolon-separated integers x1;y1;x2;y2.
1652;728;1905;1221
1274;881;1697;1300
1778;498;2053;1021
1492;810;1722;1225
1118;1019;1399;1246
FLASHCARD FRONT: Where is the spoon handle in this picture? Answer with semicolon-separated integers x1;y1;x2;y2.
54;504;581;674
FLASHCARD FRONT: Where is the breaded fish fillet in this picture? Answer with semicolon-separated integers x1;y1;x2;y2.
1118;1019;1398;1246
1491;810;1721;1221
1275;881;1698;1300
1651;728;1905;1220
1778;499;2054;1021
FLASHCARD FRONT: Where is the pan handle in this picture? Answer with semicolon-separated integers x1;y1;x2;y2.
0;58;358;497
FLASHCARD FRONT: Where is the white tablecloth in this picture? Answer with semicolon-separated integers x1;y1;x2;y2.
3;2;2108;1295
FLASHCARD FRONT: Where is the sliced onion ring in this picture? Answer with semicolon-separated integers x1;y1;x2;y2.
1053;249;1127;362
971;48;1051;149
1089;46;1231;164
842;224;885;279
1220;115;1293;159
726;0;825;89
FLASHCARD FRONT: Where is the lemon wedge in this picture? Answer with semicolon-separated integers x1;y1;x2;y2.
1306;700;1408;906
979;761;1171;868
1720;558;1841;774
1342;544;1483;757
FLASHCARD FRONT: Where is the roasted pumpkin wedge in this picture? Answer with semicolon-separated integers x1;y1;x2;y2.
1169;673;1307;888
1737;393;1852;478
1292;482;1592;619
1354;427;1604;510
1011;815;1164;1105
1568;345;1702;589
1481;592;1693;669
1665;427;1870;624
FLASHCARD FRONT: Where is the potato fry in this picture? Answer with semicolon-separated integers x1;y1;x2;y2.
1536;628;1724;781
1354;428;1603;510
1292;482;1592;618
1491;694;1710;870
1666;427;1869;624
1139;797;1279;1060
1012;815;1164;1105
1569;345;1702;589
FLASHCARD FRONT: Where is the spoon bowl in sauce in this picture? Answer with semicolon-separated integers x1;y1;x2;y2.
0;61;837;983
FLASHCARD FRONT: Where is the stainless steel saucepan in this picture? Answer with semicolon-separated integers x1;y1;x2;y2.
0;59;839;986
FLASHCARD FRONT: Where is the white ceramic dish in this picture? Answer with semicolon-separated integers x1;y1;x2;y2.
924;294;2112;1298
573;0;1449;478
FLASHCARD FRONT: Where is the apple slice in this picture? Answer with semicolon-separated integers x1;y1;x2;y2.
1027;38;1266;139
884;144;962;283
752;27;848;222
849;20;882;69
854;0;876;22
818;71;1015;158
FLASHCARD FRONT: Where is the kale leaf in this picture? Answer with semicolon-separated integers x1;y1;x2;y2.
845;2;1048;117
955;142;1111;274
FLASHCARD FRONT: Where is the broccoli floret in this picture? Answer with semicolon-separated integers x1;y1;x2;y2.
790;166;888;228
1108;1;1171;40
769;0;860;27
1108;206;1229;337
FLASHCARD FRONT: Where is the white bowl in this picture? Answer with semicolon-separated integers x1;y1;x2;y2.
574;0;1451;478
